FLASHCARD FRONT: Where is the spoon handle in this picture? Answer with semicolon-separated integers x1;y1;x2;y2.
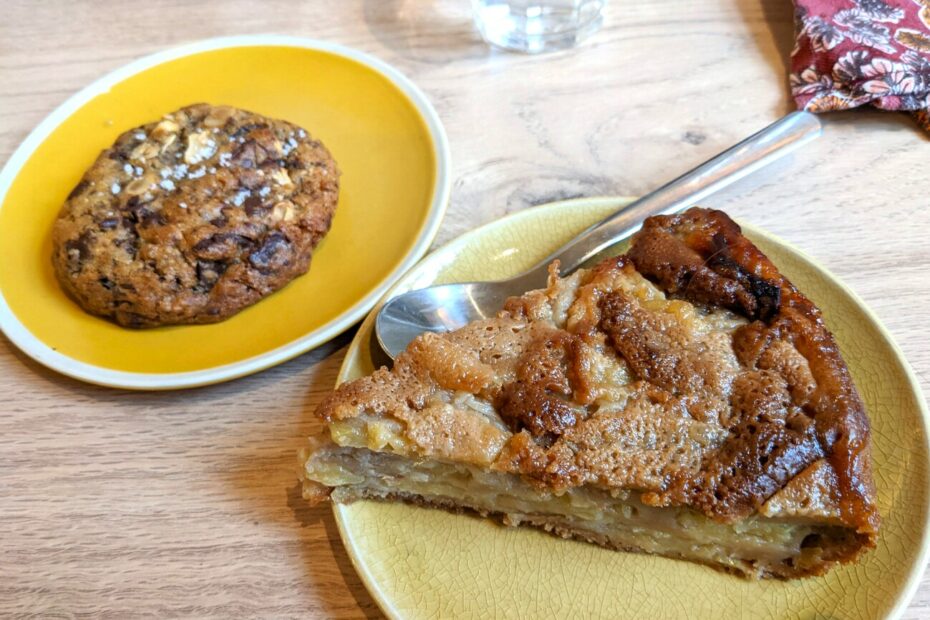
517;111;822;282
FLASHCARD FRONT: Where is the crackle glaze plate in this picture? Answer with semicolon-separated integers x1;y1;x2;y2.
332;197;930;619
0;35;450;389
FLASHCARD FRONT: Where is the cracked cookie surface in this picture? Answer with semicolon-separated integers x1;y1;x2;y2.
52;103;340;327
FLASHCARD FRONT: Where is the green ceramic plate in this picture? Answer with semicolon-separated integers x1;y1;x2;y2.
332;197;930;619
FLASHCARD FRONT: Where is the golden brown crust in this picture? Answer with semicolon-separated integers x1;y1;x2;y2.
760;459;843;523
497;328;580;444
626;209;879;537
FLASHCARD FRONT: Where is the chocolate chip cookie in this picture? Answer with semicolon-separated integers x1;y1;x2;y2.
52;103;339;328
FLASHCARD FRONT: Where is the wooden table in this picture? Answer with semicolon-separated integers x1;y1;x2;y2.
2;1;928;617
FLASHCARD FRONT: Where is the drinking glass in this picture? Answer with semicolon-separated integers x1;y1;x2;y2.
472;0;606;53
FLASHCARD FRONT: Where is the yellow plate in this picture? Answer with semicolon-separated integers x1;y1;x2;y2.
333;198;930;619
0;36;450;389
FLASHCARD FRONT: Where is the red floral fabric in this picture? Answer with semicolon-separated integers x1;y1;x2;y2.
791;0;930;127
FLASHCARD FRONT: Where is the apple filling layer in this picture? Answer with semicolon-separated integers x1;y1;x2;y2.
302;442;860;579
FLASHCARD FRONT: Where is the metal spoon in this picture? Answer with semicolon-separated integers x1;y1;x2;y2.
376;111;822;360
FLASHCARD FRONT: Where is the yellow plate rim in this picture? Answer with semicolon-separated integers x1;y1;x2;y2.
0;35;452;389
331;196;930;620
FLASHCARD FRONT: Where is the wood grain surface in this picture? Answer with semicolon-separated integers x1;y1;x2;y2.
1;0;928;617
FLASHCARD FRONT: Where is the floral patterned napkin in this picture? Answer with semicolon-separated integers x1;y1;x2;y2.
791;0;930;131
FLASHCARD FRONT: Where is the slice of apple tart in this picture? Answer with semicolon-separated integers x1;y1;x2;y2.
300;208;879;579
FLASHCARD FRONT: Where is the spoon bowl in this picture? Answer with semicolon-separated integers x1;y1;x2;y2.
376;278;526;359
